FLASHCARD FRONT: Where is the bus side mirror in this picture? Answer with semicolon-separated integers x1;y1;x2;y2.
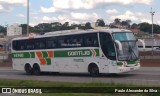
115;40;122;51
138;39;145;50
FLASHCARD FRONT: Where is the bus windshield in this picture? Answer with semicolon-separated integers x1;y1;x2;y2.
113;32;136;41
113;32;139;61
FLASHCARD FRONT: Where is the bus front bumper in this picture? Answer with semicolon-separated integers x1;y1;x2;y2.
118;64;140;73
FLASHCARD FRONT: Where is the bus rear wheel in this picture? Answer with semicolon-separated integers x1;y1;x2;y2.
88;64;99;77
24;64;32;75
33;64;41;75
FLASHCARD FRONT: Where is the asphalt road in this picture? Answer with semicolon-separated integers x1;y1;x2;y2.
0;67;160;86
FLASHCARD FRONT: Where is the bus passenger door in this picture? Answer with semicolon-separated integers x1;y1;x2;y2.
99;32;116;73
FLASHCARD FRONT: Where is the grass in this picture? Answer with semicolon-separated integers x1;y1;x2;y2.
0;79;137;87
0;79;159;96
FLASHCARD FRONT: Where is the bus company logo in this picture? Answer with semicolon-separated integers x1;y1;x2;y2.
68;50;91;56
13;53;24;58
2;88;12;93
67;49;99;57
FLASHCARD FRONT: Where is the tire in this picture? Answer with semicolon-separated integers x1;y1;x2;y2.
33;64;41;75
89;64;99;77
24;64;32;75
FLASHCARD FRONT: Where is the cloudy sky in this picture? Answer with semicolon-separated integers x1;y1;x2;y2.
0;0;160;26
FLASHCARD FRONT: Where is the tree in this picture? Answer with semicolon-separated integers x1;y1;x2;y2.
21;24;33;34
114;18;121;24
0;25;6;35
139;22;151;33
121;21;128;26
126;19;132;28
63;22;69;26
131;23;139;29
96;19;105;27
85;22;92;29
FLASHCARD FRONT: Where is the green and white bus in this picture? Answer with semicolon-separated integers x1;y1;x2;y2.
11;29;145;76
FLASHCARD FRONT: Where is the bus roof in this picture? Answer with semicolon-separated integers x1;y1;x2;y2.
12;28;132;41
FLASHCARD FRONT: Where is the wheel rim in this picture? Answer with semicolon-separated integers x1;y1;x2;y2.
33;66;40;75
90;65;99;76
25;65;32;74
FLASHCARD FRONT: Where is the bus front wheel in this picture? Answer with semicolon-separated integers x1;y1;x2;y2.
24;64;32;75
33;64;41;75
88;64;99;77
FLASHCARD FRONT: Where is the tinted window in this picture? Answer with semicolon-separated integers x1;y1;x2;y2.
58;34;85;48
26;39;35;50
100;32;116;60
46;37;57;49
34;38;46;49
12;33;99;51
84;33;99;47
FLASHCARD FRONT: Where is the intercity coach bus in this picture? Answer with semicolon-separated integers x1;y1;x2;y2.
11;29;145;76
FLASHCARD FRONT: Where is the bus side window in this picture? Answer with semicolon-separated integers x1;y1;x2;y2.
59;36;65;48
70;35;83;47
84;33;98;47
13;40;26;50
19;40;25;50
13;41;19;50
34;38;46;49
46;37;57;49
26;40;35;50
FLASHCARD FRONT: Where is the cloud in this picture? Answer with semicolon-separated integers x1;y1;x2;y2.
157;21;160;25
16;14;25;18
71;12;99;21
53;0;153;10
111;10;141;21
40;0;153;14
106;9;118;14
0;5;5;12
0;0;27;13
141;19;152;24
109;10;160;25
40;6;56;13
42;16;58;21
30;12;100;26
53;0;94;10
0;0;27;6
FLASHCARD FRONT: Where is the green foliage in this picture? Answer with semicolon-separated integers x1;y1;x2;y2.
85;22;92;29
139;23;151;33
0;25;6;35
131;23;139;29
1;18;160;35
114;18;121;24
96;19;105;27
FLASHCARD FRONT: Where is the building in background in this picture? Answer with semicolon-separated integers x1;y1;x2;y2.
7;23;22;36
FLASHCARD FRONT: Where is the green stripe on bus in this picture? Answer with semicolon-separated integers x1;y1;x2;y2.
12;49;99;58
54;49;99;57
42;51;48;58
46;58;51;65
94;49;99;56
30;52;35;58
12;52;35;58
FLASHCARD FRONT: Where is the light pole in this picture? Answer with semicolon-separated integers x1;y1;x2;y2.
27;0;29;35
150;8;155;55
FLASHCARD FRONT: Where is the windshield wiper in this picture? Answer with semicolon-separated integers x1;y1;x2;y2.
127;42;138;60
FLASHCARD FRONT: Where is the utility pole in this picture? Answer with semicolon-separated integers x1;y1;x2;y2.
150;8;155;55
27;0;29;35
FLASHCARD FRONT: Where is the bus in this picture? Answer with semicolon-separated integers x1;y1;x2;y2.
11;29;145;76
